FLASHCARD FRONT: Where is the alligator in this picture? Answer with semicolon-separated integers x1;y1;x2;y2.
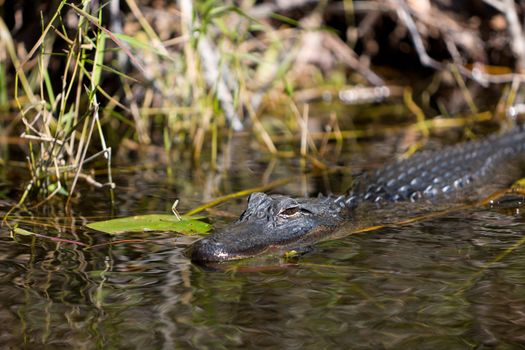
190;126;525;263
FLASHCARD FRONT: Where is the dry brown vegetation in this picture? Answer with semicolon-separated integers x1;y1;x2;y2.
1;0;525;206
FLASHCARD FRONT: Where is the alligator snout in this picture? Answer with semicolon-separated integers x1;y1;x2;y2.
188;218;273;262
189;237;231;262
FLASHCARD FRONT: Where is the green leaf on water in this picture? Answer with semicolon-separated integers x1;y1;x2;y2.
86;215;211;235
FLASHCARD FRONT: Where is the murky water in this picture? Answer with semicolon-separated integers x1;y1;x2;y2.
2;115;525;349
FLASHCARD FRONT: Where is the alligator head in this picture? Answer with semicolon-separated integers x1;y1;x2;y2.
189;192;348;263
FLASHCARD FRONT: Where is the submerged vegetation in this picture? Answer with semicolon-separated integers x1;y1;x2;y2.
1;0;525;212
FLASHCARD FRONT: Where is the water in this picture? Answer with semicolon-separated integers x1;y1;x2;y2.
2;121;525;349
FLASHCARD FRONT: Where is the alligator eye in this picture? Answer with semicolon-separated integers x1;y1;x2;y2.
279;206;300;216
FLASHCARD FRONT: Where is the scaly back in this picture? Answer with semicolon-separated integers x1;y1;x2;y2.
347;126;525;206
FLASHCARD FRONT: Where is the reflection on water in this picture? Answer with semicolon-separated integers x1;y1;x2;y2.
1;130;525;349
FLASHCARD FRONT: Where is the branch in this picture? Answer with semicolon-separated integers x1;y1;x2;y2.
483;0;525;71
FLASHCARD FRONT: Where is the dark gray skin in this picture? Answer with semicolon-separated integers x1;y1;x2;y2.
190;126;525;263
189;193;348;262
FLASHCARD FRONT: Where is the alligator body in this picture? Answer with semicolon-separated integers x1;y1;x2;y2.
190;126;525;263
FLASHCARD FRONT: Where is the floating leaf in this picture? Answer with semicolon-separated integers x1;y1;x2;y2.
86;215;211;235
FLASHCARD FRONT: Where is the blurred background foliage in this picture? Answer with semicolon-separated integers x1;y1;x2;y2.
1;0;525;205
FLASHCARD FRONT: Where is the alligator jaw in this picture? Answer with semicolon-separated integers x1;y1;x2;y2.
189;192;347;263
189;221;272;262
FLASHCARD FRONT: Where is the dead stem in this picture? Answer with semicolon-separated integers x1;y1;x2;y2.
4;0;525;207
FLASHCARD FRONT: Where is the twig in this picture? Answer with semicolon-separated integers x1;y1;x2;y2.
67;103;98;204
396;0;525;85
75;173;114;188
483;0;525;71
324;34;385;86
394;0;442;70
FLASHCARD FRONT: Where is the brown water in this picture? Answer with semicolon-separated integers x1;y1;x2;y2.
1;114;525;349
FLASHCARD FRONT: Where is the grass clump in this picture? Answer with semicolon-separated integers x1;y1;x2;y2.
2;0;525;209
2;0;353;206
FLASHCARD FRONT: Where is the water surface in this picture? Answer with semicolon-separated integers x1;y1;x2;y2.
1;116;525;349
